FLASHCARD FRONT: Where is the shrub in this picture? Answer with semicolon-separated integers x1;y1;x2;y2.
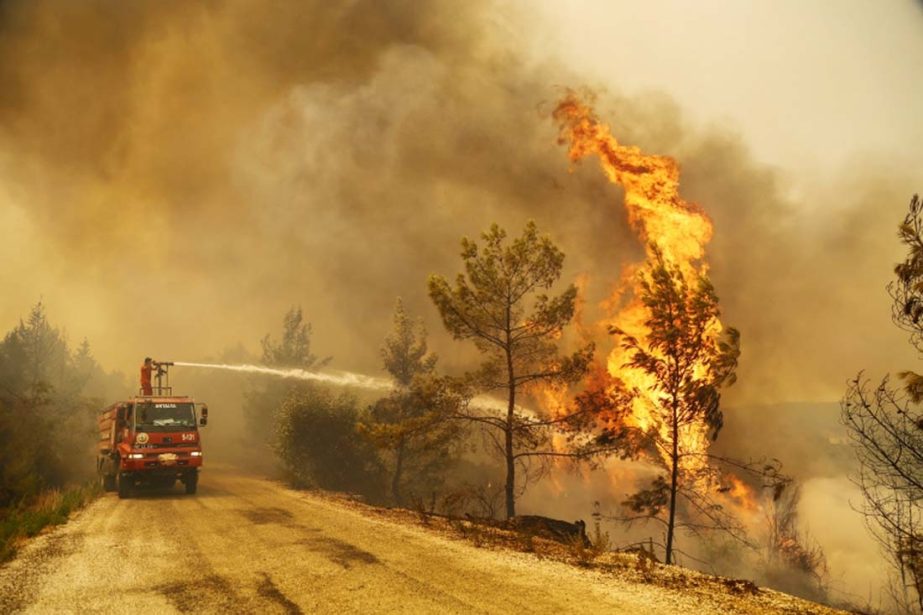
275;387;385;499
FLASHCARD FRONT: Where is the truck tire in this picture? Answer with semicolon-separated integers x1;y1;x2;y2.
117;472;132;499
100;472;116;492
184;472;198;495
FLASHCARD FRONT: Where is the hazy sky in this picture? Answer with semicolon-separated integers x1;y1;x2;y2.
538;0;923;174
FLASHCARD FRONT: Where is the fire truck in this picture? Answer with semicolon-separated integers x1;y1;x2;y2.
96;362;209;498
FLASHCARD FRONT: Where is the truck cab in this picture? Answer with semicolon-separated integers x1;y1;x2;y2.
97;396;208;498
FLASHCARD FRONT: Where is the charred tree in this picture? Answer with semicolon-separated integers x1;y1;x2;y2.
764;483;829;601
843;376;923;613
843;194;923;614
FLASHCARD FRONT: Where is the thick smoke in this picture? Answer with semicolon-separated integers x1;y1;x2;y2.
0;0;916;402
0;0;634;376
0;0;919;608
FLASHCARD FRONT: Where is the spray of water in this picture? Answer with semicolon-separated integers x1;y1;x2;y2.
173;362;394;391
173;362;513;413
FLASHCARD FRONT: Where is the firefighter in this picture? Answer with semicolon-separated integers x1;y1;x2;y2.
140;357;155;395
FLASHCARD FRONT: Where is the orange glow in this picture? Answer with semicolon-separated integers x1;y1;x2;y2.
552;93;713;275
552;91;724;474
725;475;758;513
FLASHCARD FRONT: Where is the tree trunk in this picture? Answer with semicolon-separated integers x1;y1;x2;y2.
392;436;405;506
503;297;517;520
665;405;680;565
504;360;516;520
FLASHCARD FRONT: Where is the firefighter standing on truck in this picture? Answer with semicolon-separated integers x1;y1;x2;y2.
140;357;155;395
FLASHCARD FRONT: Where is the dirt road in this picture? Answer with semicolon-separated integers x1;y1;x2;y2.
0;467;826;614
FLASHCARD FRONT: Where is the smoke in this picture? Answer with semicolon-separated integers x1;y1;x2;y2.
0;0;916;408
0;0;914;404
0;0;918;609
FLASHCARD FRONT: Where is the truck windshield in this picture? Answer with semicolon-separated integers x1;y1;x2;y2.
134;402;196;432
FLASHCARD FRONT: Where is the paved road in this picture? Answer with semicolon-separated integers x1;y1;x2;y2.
0;467;819;614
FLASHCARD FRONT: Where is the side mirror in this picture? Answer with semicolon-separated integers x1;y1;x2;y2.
199;404;208;426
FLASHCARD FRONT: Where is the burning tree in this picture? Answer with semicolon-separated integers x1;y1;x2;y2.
550;92;779;566
359;299;463;506
428;221;594;519
615;248;741;565
843;194;923;614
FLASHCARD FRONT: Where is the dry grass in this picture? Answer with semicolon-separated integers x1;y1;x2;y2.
0;482;100;562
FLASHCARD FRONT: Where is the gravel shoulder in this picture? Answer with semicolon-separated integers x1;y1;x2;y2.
0;466;845;614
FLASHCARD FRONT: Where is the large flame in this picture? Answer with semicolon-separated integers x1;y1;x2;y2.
552;92;720;473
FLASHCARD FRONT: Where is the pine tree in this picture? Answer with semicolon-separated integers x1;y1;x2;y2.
615;247;740;564
429;221;593;518
360;300;460;505
245;307;330;447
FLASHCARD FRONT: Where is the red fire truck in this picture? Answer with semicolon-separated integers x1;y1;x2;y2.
96;362;208;498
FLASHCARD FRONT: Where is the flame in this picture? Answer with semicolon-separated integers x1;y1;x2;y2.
724;475;758;513
552;91;723;474
552;93;713;275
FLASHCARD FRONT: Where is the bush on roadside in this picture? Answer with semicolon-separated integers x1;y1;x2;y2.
0;302;124;510
275;387;385;500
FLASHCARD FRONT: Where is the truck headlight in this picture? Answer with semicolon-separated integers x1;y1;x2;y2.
129;453;144;459
190;451;202;457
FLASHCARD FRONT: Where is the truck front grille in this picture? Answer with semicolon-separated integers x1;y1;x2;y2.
143;460;190;467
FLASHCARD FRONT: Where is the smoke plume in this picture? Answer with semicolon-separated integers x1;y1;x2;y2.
0;1;919;608
0;0;916;403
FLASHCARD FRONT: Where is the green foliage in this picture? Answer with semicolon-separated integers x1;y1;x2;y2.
380;299;437;387
361;375;464;506
275;387;384;498
0;302;117;509
428;221;593;518
427;222;587;381
260;306;330;370
359;299;461;505
244;306;331;447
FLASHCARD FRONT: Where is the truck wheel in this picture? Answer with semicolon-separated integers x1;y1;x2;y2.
117;472;132;499
184;473;198;495
101;472;116;492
